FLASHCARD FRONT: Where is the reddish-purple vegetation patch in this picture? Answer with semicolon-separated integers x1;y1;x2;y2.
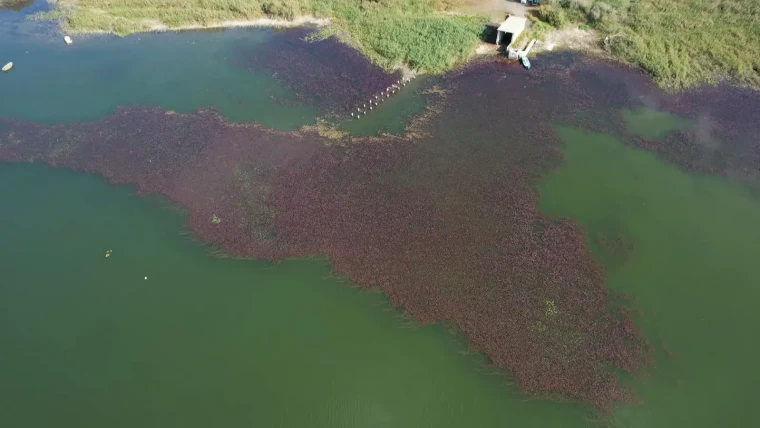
2;54;759;410
566;57;760;180
237;28;402;113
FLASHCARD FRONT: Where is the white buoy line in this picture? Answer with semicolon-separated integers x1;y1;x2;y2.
350;75;415;119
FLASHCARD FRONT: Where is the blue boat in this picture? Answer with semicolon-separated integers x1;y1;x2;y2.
519;55;531;70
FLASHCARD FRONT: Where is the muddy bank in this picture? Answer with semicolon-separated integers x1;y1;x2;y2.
2;52;760;410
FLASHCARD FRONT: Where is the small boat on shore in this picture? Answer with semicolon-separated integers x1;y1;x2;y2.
519;55;531;70
2;62;13;72
64;36;73;45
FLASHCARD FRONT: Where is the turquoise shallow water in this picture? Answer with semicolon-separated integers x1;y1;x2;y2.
0;4;426;134
0;27;317;129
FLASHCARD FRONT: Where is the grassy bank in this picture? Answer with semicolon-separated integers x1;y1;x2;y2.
39;0;486;74
535;0;760;90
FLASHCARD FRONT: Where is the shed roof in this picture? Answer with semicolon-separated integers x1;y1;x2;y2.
497;16;527;34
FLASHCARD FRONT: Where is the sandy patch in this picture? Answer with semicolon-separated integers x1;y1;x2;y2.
148;16;330;32
538;27;601;54
452;0;529;21
475;42;499;55
66;15;331;35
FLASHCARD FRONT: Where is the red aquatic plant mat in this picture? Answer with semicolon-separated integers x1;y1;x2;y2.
3;55;758;409
236;28;403;114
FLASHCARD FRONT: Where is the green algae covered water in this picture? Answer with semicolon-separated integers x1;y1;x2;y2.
0;163;591;427
539;125;760;427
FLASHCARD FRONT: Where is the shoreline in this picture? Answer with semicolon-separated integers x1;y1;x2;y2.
57;14;420;78
46;7;605;81
38;0;486;75
35;0;760;91
64;15;332;35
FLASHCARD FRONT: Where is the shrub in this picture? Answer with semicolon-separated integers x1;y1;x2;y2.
587;2;617;27
537;5;569;29
261;1;301;20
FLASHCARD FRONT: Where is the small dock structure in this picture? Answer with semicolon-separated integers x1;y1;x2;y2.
511;38;537;58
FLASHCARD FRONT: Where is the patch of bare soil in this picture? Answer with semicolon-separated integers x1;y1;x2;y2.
451;0;529;21
538;27;602;54
475;42;499;55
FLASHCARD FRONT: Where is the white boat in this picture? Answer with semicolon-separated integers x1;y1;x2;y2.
519;55;531;70
2;62;13;72
64;36;73;45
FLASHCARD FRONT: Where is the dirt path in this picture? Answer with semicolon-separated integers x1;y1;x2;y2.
453;0;530;21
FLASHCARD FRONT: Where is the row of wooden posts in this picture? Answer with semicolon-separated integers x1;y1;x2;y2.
350;75;415;119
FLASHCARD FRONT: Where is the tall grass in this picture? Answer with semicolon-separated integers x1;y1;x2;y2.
42;0;486;74
538;0;760;90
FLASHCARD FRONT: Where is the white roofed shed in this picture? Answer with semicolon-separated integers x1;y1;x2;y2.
495;16;527;48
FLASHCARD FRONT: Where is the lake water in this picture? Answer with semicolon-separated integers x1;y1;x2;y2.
2;2;759;427
0;163;592;427
540;125;760;426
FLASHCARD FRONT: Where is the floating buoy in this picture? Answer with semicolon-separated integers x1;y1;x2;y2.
64;36;73;45
2;62;13;72
144;276;148;280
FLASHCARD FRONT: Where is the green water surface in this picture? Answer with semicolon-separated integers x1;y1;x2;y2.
0;28;317;129
338;76;431;137
0;163;590;427
540;126;760;427
2;3;759;426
